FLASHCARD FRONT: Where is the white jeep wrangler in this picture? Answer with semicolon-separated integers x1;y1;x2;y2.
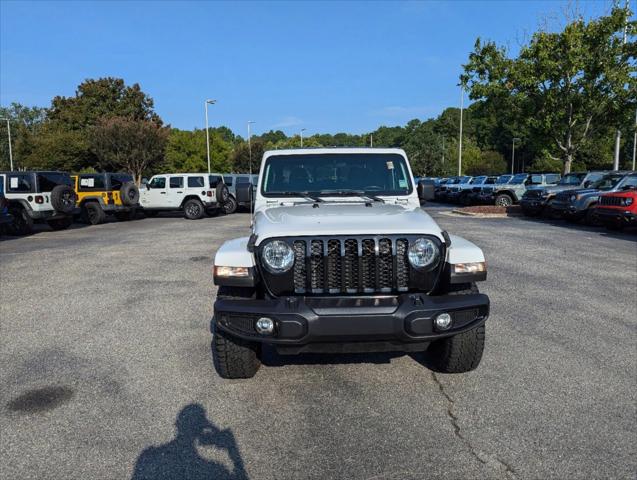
211;149;490;379
140;173;229;219
0;171;79;234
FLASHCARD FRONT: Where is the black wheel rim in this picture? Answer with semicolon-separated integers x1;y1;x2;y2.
88;208;98;223
224;199;235;214
187;204;200;217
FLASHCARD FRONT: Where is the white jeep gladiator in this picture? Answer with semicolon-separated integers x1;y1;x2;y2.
211;148;490;378
140;173;229;219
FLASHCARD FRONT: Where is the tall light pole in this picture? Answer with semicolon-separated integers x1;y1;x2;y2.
247;121;255;219
633;110;637;170
613;0;630;171
300;128;306;147
0;118;13;170
511;138;521;174
370;133;373;148
458;84;464;176
204;99;216;173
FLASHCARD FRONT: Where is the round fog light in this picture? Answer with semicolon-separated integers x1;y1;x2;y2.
435;313;452;331
255;317;275;335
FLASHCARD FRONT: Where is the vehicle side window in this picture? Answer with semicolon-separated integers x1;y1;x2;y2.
7;174;33;193
530;175;543;185
236;176;251;184
546;174;560;184
209;175;222;187
223;176;233;186
169;177;184;188
79;174;106;191
149;177;166;189
621;175;637;188
187;176;204;188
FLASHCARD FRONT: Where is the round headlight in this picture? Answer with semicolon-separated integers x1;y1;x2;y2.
408;238;439;269
262;240;294;274
625;197;633;206
569;194;577;202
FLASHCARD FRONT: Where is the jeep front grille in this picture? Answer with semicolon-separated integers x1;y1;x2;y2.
524;190;543;199
290;237;412;294
599;196;623;206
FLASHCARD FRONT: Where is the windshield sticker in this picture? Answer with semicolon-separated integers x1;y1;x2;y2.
399;179;407;188
386;161;394;170
10;177;18;188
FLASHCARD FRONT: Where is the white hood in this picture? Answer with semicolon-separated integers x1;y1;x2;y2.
253;203;443;243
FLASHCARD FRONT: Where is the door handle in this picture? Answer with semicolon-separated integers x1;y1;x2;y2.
177;191;183;193
160;192;166;194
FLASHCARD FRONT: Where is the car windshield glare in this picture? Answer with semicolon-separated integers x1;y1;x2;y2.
593;174;624;190
261;153;412;197
509;174;528;184
559;173;585;185
496;175;512;184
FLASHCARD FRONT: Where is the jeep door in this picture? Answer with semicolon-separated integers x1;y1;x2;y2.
168;176;185;207
141;176;169;208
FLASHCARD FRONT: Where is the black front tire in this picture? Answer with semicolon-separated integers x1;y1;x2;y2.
183;199;205;220
426;283;485;373
212;285;261;379
495;194;513;207
83;202;106;225
222;196;238;215
8;207;33;235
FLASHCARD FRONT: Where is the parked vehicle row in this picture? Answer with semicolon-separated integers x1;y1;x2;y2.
421;170;637;231
0;170;256;235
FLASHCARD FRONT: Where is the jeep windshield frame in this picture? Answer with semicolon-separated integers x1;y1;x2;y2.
260;153;413;198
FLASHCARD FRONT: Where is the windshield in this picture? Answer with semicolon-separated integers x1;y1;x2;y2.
509;174;528;185
616;174;637;190
496;175;512;184
592;174;625;191
471;176;486;184
261;153;412;197
559;173;585;185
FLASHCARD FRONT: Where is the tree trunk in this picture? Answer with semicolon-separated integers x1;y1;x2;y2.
563;154;573;175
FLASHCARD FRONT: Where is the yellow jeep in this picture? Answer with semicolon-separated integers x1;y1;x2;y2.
71;173;140;225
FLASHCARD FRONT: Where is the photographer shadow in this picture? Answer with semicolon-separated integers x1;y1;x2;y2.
132;404;248;480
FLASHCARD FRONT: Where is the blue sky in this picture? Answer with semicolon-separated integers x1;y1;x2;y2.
0;0;612;136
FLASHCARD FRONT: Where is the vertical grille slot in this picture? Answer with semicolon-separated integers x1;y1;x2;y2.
327;239;342;293
361;239;376;292
343;239;359;293
378;238;393;291
396;239;409;291
310;240;325;293
293;241;306;293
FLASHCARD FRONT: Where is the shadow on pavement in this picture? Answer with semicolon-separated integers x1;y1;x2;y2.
132;404;248;480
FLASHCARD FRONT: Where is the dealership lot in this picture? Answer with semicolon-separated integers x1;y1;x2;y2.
1;206;635;480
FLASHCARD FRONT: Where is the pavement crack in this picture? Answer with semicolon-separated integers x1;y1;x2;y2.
431;372;516;478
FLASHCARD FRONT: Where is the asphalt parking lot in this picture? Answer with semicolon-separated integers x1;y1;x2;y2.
1;206;635;480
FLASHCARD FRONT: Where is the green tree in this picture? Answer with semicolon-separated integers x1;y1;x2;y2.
232;139;265;173
0;103;48;170
91;117;169;185
463;7;636;174
164;129;232;173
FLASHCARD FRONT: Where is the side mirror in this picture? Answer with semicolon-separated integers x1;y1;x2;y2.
583;181;590;188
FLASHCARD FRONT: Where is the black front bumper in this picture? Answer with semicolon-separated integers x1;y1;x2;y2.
213;293;489;351
520;198;547;212
595;207;637;224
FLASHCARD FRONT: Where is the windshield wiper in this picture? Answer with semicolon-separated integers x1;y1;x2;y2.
274;191;323;203
320;190;385;203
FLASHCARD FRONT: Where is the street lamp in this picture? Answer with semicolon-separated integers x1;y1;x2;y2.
458;84;464;176
300;128;307;147
511;137;521;174
0;118;13;170
204;99;216;174
247;121;256;220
